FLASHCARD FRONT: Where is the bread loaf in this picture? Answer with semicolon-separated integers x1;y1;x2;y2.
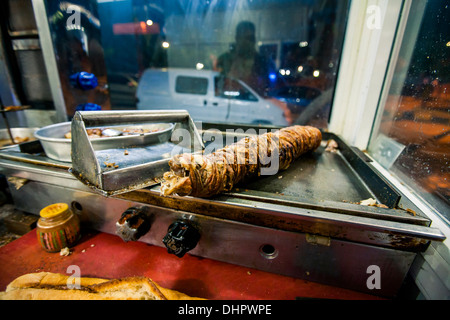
0;272;204;300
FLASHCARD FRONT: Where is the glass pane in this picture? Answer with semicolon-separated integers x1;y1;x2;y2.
45;0;111;115
175;76;208;95
215;76;258;101
369;0;450;223
98;0;350;128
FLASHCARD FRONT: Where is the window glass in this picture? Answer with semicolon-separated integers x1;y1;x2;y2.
98;0;350;127
175;76;208;95
215;77;258;102
369;0;450;223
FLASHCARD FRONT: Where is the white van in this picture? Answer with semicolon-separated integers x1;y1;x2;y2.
136;68;288;126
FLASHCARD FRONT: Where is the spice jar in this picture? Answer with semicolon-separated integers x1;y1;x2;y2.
36;203;81;253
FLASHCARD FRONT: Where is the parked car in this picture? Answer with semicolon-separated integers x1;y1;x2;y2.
267;85;321;114
107;72;138;109
136;68;288;126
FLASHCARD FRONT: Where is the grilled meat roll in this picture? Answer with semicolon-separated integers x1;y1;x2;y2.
161;125;322;198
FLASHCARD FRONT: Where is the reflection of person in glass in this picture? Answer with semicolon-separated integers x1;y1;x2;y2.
216;21;275;96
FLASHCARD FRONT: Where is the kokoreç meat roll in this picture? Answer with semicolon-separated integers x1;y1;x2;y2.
160;125;322;198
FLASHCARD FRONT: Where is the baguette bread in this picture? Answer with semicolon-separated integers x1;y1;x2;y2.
0;272;204;300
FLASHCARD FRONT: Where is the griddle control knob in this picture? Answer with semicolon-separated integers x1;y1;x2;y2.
116;207;151;242
162;221;200;258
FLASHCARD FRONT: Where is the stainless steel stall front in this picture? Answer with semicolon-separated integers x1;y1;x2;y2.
0;118;445;298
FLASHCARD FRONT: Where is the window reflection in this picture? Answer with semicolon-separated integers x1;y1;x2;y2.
215;77;258;102
215;21;275;97
175;76;208;95
370;0;450;222
100;0;349;128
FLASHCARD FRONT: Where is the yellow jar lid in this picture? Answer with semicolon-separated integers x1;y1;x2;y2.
40;203;69;218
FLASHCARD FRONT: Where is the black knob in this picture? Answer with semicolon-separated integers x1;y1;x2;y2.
116;207;151;242
162;221;200;258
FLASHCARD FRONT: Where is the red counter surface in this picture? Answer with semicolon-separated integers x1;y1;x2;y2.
0;229;383;300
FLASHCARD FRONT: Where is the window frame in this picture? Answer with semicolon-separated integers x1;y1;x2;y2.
329;0;449;299
31;0;449;298
329;0;406;150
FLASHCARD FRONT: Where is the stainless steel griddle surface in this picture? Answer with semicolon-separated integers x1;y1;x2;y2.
241;146;372;204
0;129;397;208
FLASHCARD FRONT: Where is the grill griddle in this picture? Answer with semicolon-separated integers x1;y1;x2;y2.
0;125;426;228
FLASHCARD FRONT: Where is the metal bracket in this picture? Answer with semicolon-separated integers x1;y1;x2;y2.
70;110;204;196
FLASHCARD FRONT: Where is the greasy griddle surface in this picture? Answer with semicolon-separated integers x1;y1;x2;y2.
231;145;374;205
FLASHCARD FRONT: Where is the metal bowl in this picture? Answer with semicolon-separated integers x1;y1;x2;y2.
34;121;175;162
0;127;40;148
